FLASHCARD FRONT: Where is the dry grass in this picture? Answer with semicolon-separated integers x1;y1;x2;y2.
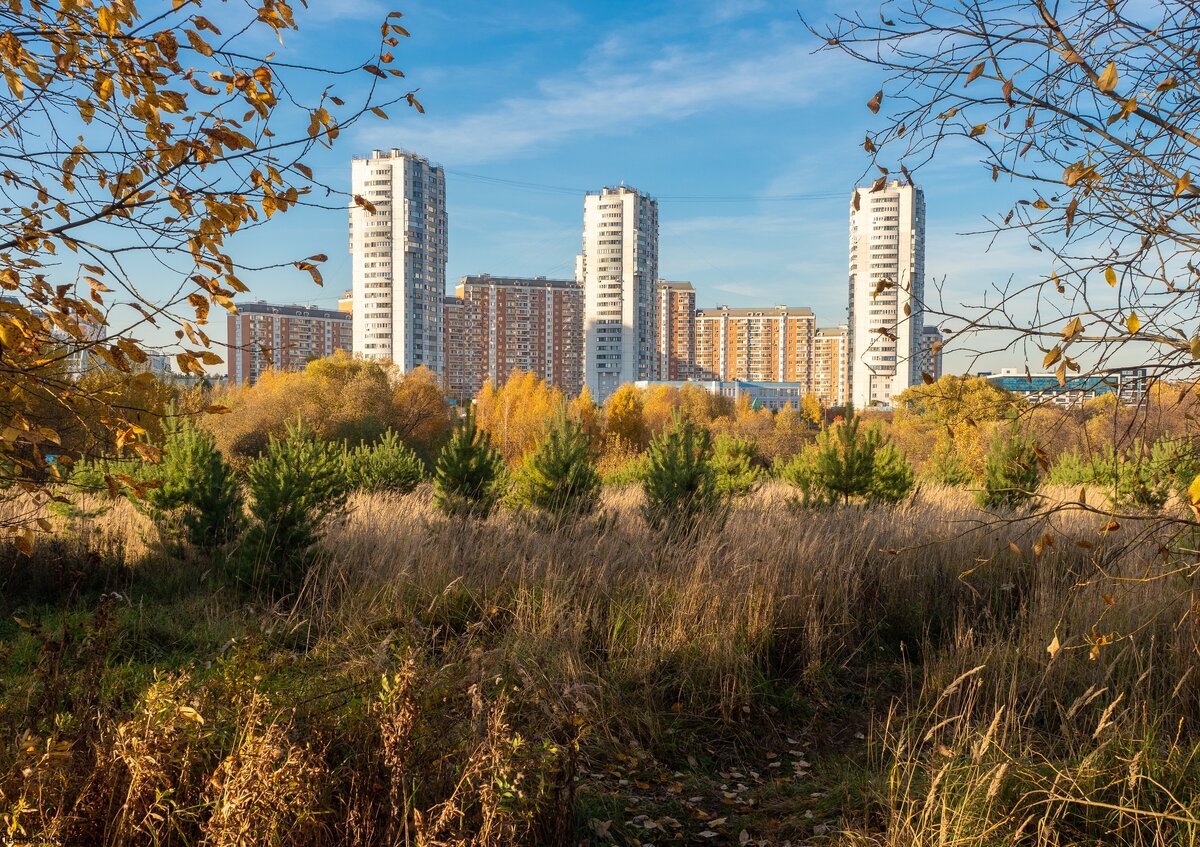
1;483;1198;844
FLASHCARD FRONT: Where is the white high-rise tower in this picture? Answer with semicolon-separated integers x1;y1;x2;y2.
847;180;925;407
349;149;447;375
581;185;659;401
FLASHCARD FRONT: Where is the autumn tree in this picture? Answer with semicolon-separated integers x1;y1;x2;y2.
603;384;648;449
568;384;602;445
474;371;564;464
800;393;823;426
0;0;416;538
390;366;451;458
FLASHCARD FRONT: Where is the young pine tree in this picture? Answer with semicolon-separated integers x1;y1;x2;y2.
243;419;348;588
146;417;242;549
868;441;915;505
813;412;878;504
641;410;722;537
433;409;506;519
513;413;601;524
775;446;832;507
344;429;424;494
711;433;763;497
925;440;974;487
977;428;1041;510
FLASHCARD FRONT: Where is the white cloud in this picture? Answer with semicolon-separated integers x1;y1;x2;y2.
705;0;770;24
367;35;845;164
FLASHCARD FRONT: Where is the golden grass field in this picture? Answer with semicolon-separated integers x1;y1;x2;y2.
2;483;1198;845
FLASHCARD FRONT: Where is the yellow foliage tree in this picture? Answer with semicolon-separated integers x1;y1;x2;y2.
209;354;449;469
603;384;648;449
642;384;681;435
800;394;824;426
474;371;564;464
568;384;602;445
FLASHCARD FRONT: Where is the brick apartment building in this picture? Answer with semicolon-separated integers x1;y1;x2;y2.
227;302;352;385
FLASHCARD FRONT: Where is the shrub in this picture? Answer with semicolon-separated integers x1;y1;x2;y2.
710;434;763;497
344;429;424;494
243;419;348;587
813;414;879;503
512;414;600;524
977;428;1041;510
924;440;974;487
1150;437;1200;501
869;441;916;504
1111;455;1170;512
641;411;722;537
145;418;243;549
779;412;914;506
597;435;646;486
775;446;831;507
433;409;505;519
1047;449;1117;487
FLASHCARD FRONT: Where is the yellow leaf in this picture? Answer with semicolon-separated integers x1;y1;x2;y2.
97;6;118;35
1096;61;1118;93
1043;346;1062;369
177;705;205;724
1047;634;1061;660
1187;474;1200;507
1175;172;1192;198
1062;316;1083;340
1105;267;1117;287
969;123;987;137
1032;198;1050;210
1125;312;1140;334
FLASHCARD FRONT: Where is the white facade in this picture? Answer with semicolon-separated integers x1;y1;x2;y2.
581;186;659;401
349;149;447;375
847;180;925;407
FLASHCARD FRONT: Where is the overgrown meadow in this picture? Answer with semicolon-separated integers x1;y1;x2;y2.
2;356;1199;846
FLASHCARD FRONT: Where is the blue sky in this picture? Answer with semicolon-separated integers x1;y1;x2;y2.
220;0;1052;372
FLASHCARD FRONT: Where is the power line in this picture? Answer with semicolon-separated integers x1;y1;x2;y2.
443;168;847;204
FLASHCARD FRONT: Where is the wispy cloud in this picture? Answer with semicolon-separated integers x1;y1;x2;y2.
370;33;846;164
705;0;770;24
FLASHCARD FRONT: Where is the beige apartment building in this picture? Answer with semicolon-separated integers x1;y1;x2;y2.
656;281;696;381
694;305;816;385
227;302;352;386
443;275;583;403
812;325;850;407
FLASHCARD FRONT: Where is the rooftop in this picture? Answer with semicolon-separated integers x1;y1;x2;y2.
459;274;578;289
354;148;443;169
235;301;350;320
697;305;815;318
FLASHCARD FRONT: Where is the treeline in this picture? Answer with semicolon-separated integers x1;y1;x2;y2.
50;354;1200;589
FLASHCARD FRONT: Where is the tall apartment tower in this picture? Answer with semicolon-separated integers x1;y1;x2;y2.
656;281;696;381
847;180;925;407
916;325;944;381
349;149;448;375
443;274;584;403
694;305;816;384
813;325;850;407
581;185;659;401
